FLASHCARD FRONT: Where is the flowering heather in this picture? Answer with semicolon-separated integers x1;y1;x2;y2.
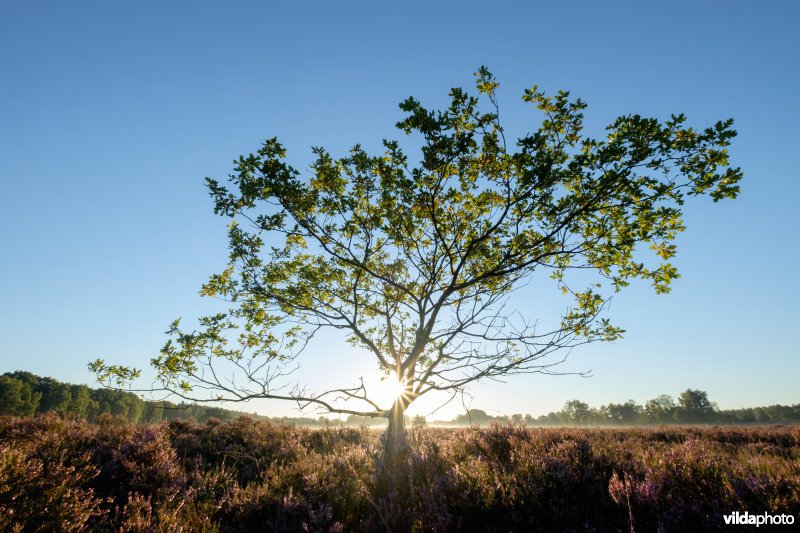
0;413;797;531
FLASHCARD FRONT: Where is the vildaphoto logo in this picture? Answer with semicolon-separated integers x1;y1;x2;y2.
723;511;795;527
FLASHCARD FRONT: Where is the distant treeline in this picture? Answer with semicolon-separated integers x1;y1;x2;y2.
431;389;800;427
0;371;259;423
2;372;797;427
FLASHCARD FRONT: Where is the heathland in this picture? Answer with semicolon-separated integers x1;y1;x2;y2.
1;414;798;531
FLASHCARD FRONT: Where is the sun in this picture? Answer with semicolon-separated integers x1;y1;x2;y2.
361;370;412;407
378;377;407;404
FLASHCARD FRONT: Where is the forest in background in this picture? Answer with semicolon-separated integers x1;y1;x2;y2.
0;371;258;424
2;371;798;427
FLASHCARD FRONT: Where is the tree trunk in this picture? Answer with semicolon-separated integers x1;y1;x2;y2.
384;399;407;459
374;400;412;530
375;399;408;501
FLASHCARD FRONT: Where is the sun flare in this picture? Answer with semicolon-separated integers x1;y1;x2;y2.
381;378;407;402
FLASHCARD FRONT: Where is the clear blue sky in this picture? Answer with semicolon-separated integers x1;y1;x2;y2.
1;1;798;419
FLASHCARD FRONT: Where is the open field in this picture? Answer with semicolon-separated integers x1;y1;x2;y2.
1;414;798;531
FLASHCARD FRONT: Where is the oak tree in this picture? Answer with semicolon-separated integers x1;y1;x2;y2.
92;68;741;452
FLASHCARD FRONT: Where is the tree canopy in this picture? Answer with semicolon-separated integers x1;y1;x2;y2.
91;68;741;435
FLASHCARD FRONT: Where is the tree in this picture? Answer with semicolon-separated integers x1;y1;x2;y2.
346;414;384;426
603;400;641;425
38;380;72;414
453;409;490;426
91;68;741;455
562;400;592;425
67;385;93;418
142;401;165;423
0;375;41;416
644;394;676;424
674;388;717;423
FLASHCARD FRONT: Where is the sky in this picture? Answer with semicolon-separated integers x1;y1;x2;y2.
1;1;798;420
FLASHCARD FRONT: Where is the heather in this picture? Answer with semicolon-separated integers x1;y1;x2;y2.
0;414;798;531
